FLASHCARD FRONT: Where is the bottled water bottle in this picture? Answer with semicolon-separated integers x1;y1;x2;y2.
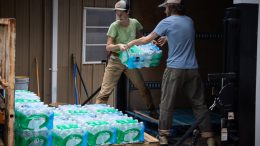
58;104;96;118
15;129;51;146
139;42;162;67
119;43;162;69
15;90;36;96
58;104;81;110
119;51;128;65
83;104;110;111
15;102;45;108
53;108;68;120
101;114;129;121
84;104;123;117
114;118;144;144
52;119;87;146
84;120;116;146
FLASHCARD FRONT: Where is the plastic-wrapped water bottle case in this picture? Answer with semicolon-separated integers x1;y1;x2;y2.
14;90;145;146
119;43;162;69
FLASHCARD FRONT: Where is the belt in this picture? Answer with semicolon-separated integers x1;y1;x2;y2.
110;52;119;57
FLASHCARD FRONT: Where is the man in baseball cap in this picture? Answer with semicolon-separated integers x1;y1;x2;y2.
125;0;217;145
95;0;159;120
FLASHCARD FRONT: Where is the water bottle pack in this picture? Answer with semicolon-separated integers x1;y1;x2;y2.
119;43;162;69
15;130;51;146
15;90;37;96
57;104;82;110
84;104;123;117
113;118;144;144
53;108;68;120
15;102;45;109
84;120;116;146
15;93;39;98
15;98;41;104
14;99;146;145
15;90;42;107
15;105;54;130
58;105;96;118
52;119;87;146
83;104;109;110
101;114;130;121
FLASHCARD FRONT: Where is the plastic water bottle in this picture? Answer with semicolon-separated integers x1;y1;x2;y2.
58;105;96;118
119;43;161;69
15;129;51;146
84;120;116;146
120;51;128;65
84;104;122;117
114;118;144;144
52;119;87;146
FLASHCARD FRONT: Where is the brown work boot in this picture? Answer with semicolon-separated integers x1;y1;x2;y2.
198;137;217;146
200;132;217;146
159;130;171;145
207;137;217;146
159;135;169;145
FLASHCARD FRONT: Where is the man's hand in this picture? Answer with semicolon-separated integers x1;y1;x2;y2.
118;44;129;51
154;36;167;47
0;79;8;88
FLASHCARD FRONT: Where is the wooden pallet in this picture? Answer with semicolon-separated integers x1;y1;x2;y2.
115;133;159;146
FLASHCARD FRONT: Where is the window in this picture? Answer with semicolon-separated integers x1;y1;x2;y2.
82;7;116;64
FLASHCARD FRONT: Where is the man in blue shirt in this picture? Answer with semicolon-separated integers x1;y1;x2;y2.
126;0;216;145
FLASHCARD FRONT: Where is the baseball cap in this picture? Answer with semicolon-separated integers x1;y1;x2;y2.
114;0;129;11
158;0;181;7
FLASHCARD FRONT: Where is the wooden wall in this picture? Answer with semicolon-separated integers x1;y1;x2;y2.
80;0;117;105
0;0;52;103
0;0;117;105
0;0;232;109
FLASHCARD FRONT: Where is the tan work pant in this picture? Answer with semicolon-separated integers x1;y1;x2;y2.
96;55;155;110
159;68;213;138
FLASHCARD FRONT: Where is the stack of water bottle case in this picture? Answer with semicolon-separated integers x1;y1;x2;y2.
119;43;162;69
14;90;145;146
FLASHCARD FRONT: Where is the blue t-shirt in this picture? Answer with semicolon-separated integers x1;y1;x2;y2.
153;15;198;69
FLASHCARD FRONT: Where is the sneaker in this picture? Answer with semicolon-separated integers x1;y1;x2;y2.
149;110;159;119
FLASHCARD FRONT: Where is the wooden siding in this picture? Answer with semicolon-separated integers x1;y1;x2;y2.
0;0;52;103
0;0;232;109
58;0;71;103
29;0;44;100
15;0;30;82
80;0;117;105
43;0;52;103
0;0;118;105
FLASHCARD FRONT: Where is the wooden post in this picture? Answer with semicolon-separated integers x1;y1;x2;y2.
0;18;16;146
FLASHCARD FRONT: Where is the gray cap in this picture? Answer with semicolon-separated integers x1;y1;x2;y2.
158;0;181;7
114;0;127;11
